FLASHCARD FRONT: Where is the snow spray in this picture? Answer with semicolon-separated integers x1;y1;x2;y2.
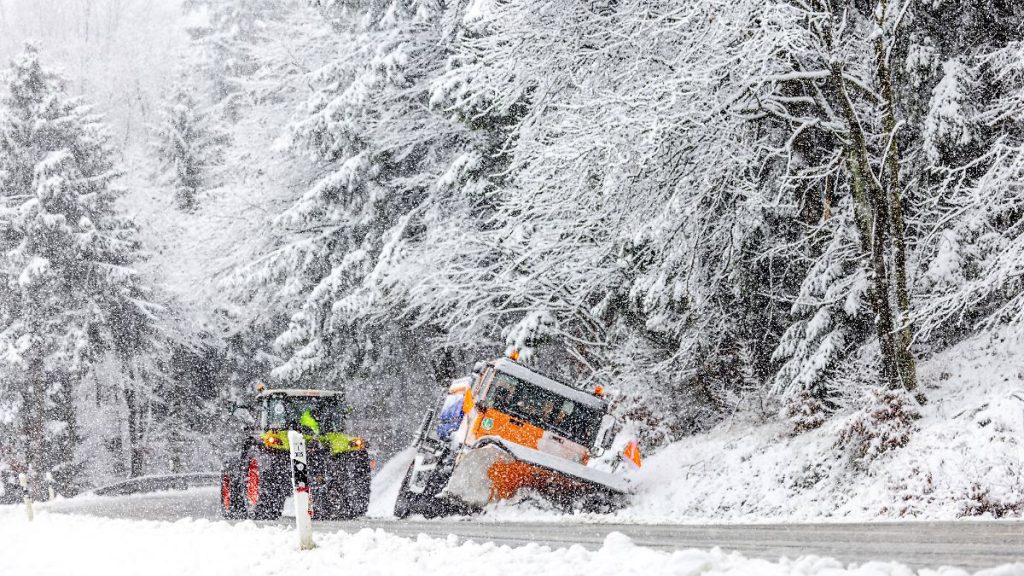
287;430;315;550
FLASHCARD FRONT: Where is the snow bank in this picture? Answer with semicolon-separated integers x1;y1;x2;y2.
0;509;1019;576
621;329;1024;522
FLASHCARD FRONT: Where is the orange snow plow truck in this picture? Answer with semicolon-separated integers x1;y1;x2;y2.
394;356;637;517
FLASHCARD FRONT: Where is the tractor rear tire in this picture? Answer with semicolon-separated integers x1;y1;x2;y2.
242;449;287;521
337;450;371;519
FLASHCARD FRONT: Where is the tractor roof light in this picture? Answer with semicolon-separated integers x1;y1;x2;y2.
508;349;520;362
593;385;605;397
348;437;365;449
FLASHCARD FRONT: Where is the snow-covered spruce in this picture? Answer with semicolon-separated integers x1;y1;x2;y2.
151;84;226;211
0;46;159;497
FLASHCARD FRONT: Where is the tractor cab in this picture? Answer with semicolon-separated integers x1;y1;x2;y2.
252;389;364;453
220;388;370;521
257;390;347;435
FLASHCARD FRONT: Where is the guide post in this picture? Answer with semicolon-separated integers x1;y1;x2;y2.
287;430;314;550
18;472;33;521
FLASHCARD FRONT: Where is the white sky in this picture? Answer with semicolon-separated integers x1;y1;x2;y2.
0;0;191;147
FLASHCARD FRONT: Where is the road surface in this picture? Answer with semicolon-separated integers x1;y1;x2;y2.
46;487;1024;571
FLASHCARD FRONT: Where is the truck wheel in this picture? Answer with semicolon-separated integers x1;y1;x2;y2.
243;450;286;520
323;450;371;519
393;463;417;519
220;471;245;519
393;457;456;519
572;490;625;514
393;461;450;519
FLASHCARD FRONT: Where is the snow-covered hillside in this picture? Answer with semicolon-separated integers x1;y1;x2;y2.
623;330;1024;522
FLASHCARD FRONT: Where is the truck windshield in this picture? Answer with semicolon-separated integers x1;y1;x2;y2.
487;371;602;447
262;396;345;433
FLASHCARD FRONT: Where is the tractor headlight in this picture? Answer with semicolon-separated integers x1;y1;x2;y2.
262;433;283;448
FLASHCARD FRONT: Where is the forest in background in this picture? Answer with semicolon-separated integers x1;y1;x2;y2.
1;0;1023;499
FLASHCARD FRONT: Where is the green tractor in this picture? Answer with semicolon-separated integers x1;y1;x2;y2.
220;389;371;520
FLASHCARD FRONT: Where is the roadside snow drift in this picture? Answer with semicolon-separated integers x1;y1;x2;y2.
1;509;1021;576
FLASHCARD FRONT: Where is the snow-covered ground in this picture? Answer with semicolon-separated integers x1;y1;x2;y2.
0;507;1019;576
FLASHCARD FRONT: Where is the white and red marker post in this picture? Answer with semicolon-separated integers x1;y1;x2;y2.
287;430;315;550
18;472;33;521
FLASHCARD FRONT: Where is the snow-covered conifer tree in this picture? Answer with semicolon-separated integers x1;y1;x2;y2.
913;33;1024;342
0;46;157;495
772;204;870;410
152;84;226;211
252;1;487;391
184;0;283;119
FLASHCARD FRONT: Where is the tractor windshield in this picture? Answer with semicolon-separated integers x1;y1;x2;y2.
261;395;346;434
487;371;602;447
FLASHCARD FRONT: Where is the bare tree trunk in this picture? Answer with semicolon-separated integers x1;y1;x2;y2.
169;418;183;474
829;62;902;390
873;0;919;395
123;360;145;478
22;356;47;497
125;386;144;478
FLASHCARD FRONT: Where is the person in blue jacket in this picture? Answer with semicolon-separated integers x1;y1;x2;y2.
436;392;465;441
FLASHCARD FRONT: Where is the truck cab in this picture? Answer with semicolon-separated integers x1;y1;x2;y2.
463;358;613;466
395;357;623;517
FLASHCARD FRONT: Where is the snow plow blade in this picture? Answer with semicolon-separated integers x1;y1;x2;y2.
442;438;629;510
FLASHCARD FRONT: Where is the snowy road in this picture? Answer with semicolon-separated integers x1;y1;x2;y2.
44;487;1024;572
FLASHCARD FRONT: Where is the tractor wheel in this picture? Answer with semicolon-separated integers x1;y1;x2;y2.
319;450;371;520
242;449;286;521
220;470;245;519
